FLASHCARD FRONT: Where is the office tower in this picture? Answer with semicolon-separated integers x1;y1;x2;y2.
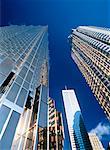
88;133;104;150
0;25;49;150
48;98;64;150
62;89;92;150
70;26;110;119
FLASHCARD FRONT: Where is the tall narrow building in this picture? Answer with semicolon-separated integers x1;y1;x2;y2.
0;25;49;149
62;89;92;150
88;133;104;150
70;26;110;119
48;98;64;150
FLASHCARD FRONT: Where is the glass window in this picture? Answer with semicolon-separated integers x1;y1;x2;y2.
23;81;30;90
25;61;30;67
21;53;26;60
0;105;10;134
30;50;35;56
25;70;33;83
27;55;33;63
6;83;20;102
51;120;55;125
30;65;35;71
38;101;48;127
16;88;28;107
15;76;23;85
19;66;28;79
16;59;22;67
32;58;37;66
0;111;20;149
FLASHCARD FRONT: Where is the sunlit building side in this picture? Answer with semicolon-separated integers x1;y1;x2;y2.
0;25;49;150
70;26;110;119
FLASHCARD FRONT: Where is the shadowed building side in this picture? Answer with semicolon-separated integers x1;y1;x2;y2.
48;98;64;150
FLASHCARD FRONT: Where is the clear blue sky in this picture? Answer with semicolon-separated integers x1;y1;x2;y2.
1;0;110;149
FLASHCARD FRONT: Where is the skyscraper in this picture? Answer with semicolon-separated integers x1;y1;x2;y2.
62;89;92;150
88;133;104;150
0;25;49;149
70;26;110;119
48;98;64;150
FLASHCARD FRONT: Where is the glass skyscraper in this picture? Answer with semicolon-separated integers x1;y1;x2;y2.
62;89;92;150
70;26;110;119
0;25;49;149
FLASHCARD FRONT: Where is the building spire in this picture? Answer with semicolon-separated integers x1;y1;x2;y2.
65;85;67;90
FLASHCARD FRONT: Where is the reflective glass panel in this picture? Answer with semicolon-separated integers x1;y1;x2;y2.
19;66;28;79
16;88;28;107
25;71;33;83
0;111;20;149
23;81;30;90
0;105;11;134
15;76;23;85
6;83;20;102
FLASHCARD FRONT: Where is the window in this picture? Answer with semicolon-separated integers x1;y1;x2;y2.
0;105;10;134
51;115;55;119
16;88;28;107
25;70;33;83
51;120;55;125
23;81;30;90
0;111;20;149
15;76;23;85
25;91;32;109
6;83;20;102
0;72;15;94
19;66;28;79
27;55;33;63
25;61;30;67
32;58;37;66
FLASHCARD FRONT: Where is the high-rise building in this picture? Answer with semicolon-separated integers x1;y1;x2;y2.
70;26;110;119
88;133;104;150
0;25;49;149
62;89;92;150
48;98;64;150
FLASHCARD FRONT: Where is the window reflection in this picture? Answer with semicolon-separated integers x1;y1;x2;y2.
6;83;20;102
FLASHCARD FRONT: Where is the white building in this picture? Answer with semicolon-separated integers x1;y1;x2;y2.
62;89;92;150
88;133;105;150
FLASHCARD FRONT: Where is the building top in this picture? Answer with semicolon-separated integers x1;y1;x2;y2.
77;26;110;44
62;90;81;122
72;29;110;57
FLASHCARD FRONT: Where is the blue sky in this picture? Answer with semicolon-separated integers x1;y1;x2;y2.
1;0;110;149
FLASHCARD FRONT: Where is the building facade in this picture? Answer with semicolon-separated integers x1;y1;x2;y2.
62;89;92;150
0;25;49;149
70;26;110;119
88;133;104;150
48;98;64;150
